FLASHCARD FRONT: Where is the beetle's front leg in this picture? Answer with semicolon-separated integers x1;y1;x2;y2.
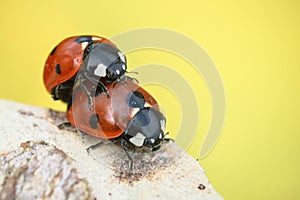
77;73;94;110
121;137;134;172
83;71;109;97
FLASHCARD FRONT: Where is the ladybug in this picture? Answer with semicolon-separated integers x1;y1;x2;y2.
66;78;167;170
43;35;128;107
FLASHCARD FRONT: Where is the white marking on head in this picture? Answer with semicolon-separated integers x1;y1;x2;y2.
144;102;151;108
130;108;140;118
118;52;126;63
81;42;89;50
150;138;155;144
116;69;120;75
159;133;163;139
122;64;126;70
129;132;146;147
92;37;102;41
94;63;107;77
160;119;166;131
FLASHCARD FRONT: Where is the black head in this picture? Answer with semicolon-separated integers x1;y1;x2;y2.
106;59;127;80
84;43;127;80
124;107;166;151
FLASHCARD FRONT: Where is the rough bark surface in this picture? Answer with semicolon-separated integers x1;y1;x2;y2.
0;99;223;200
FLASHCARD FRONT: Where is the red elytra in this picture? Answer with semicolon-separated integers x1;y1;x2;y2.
43;35;116;93
66;79;159;139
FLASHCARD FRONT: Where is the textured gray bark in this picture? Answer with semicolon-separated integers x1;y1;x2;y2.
0;99;223;200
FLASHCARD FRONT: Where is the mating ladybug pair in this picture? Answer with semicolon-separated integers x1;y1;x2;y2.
43;35;169;170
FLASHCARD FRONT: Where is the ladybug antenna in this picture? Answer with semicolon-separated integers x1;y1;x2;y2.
125;70;139;75
163;132;174;143
123;74;139;84
163;132;170;139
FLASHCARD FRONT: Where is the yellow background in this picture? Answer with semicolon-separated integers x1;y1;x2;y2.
1;0;299;199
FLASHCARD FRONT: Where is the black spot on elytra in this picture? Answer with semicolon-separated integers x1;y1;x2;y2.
50;46;57;55
55;64;62;74
89;114;99;129
132;108;150;127
75;36;93;44
126;91;145;109
198;184;206;190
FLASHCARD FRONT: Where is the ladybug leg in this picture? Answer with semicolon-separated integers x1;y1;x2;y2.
51;84;62;100
118;75;139;84
80;83;94;110
162;132;175;143
121;138;134;172
86;139;119;152
163;138;175;143
50;79;74;103
82;71;109;97
86;141;103;152
77;74;94;110
57;122;71;129
57;122;78;132
94;80;109;97
93;78;109;96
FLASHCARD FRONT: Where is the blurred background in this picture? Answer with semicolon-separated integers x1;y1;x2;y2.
0;0;299;199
